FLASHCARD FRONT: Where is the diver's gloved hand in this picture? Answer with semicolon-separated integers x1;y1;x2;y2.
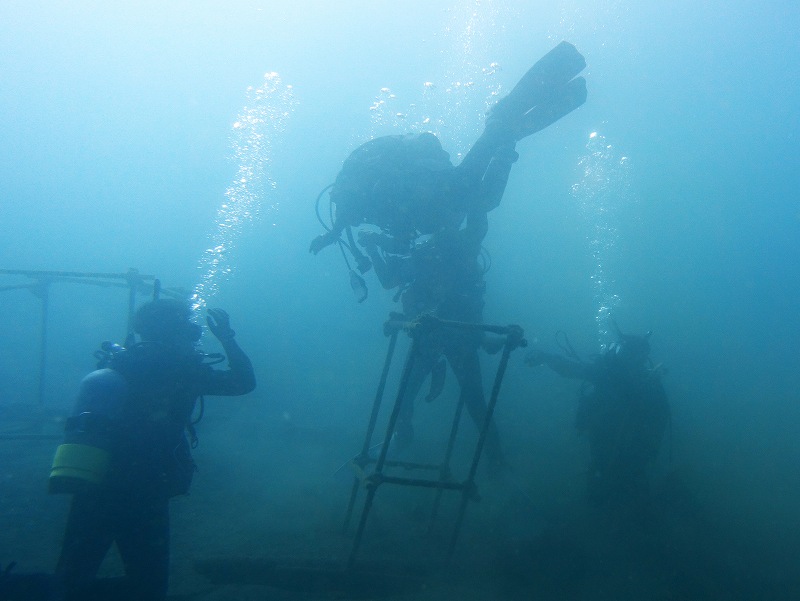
207;308;236;342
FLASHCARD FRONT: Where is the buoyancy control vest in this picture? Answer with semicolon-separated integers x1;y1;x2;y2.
49;342;209;497
328;132;463;240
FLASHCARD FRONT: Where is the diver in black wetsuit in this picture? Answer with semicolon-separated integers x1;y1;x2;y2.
359;193;508;466
527;331;670;515
0;299;256;601
308;42;588;470
309;41;587;263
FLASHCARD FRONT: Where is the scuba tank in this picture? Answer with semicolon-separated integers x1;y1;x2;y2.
49;338;218;496
48;346;130;494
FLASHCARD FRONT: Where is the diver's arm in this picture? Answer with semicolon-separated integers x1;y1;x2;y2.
547;356;592;380
474;143;519;213
462;207;489;249
358;232;406;290
526;351;591;380
456;126;519;214
202;310;256;396
372;251;405;290
456;121;517;190
310;198;361;255
201;338;256;396
205;337;256;396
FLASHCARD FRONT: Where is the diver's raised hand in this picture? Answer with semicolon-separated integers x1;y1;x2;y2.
207;308;236;341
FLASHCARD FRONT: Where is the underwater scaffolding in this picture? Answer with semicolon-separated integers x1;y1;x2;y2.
0;268;185;409
194;315;528;597
344;315;527;567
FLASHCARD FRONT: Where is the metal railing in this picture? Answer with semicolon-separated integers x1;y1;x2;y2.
343;314;527;568
0;268;184;405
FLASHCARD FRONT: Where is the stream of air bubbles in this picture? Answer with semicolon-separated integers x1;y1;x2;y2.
571;131;632;350
191;72;296;312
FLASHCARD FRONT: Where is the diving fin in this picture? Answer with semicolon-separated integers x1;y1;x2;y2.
509;41;585;105
488;41;586;137
514;76;587;139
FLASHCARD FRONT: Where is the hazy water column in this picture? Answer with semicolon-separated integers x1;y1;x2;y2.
365;1;506;158
571;131;631;350
192;72;296;311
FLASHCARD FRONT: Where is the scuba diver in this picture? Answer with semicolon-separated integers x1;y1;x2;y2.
359;204;505;465
526;329;670;516
307;41;587;468
309;40;588;297
1;299;256;601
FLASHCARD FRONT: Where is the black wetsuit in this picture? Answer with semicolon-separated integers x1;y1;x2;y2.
546;352;670;510
55;339;255;601
395;212;504;459
366;201;506;465
358;129;517;465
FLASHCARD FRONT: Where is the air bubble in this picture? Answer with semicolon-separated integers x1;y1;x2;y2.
192;72;296;311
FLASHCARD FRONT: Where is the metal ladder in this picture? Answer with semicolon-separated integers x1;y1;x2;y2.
343;314;526;568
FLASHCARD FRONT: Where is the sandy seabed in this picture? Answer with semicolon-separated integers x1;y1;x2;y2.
1;400;796;601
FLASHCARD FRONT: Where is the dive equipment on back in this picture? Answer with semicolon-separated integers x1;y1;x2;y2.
49;368;128;494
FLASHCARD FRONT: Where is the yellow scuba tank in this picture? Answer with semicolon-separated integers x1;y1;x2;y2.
49;367;129;494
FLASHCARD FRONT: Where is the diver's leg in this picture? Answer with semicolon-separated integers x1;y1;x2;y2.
393;349;435;451
115;493;170;601
457;123;516;190
445;346;504;467
474;145;518;213
55;491;115;598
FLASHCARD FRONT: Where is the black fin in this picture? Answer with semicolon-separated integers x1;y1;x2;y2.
492;41;586;122
489;41;587;136
514;76;587;138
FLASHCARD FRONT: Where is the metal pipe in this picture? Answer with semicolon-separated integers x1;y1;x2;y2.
446;327;523;563
0;268;155;280
348;335;420;568
36;280;50;405
373;336;419;474
125;268;141;339
360;330;399;457
428;394;465;534
343;330;399;533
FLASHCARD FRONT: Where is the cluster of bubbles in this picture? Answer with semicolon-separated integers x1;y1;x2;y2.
571;131;632;351
366;1;506;161
191;72;296;311
551;0;631;54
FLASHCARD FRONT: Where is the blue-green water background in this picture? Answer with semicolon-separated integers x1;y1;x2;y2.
1;1;798;598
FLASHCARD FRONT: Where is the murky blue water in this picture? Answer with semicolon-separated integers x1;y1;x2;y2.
1;1;798;598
